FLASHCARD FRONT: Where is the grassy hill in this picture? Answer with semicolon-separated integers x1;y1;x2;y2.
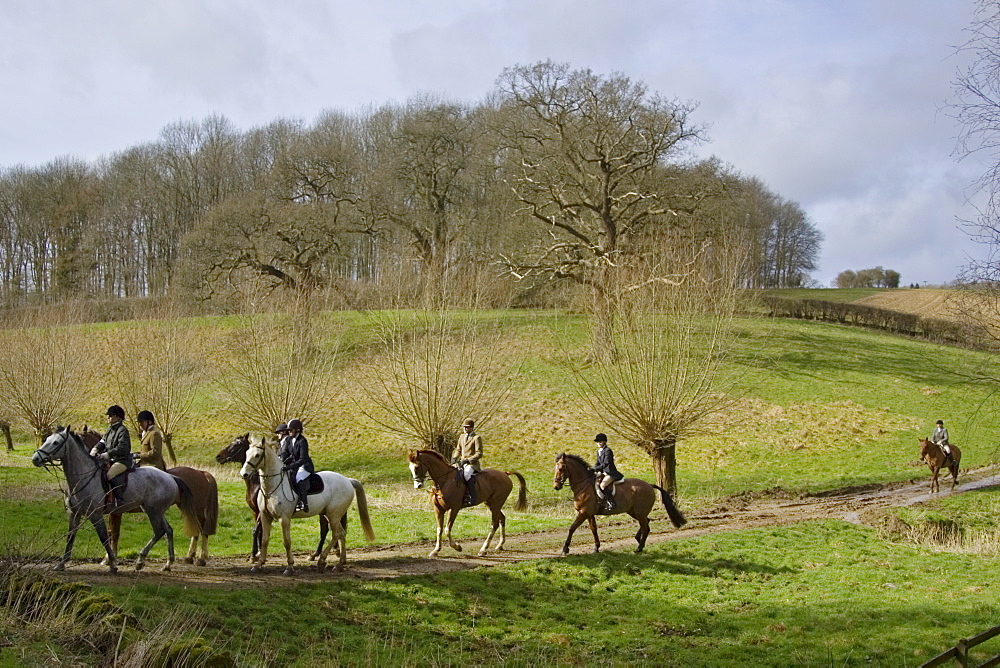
2;311;1000;665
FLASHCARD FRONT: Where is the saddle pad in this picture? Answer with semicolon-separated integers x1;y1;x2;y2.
306;473;324;495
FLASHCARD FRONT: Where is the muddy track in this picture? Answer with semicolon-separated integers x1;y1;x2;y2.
41;467;1000;588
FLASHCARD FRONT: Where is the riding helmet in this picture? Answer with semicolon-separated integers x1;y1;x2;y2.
274;423;289;433
462;418;475;427
106;405;125;419
136;410;155;423
287;418;304;431
594;433;607;443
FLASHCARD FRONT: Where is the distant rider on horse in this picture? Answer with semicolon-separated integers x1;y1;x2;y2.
590;433;624;512
932;419;952;465
281;419;314;512
453;418;483;507
89;405;134;508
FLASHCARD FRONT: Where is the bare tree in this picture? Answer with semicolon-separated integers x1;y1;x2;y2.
103;305;208;465
354;309;514;456
565;238;750;494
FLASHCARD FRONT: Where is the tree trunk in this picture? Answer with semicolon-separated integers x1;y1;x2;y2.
650;439;677;496
164;432;178;467
431;432;458;459
1;421;12;451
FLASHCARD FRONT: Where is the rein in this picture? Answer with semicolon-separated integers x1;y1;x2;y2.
35;431;104;498
247;448;296;505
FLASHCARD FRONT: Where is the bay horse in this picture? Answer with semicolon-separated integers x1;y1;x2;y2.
407;449;528;558
215;433;331;561
80;427;218;565
32;427;197;572
240;437;375;575
919;437;961;493
553;453;687;554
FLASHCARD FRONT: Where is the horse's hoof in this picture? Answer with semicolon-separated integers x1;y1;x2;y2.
453;544;463;552
134;562;145;571
316;562;326;573
428;551;440;558
99;558;109;567
308;554;317;561
333;564;344;573
182;557;194;565
477;550;487;557
249;566;260;574
52;562;66;572
161;564;172;572
494;546;505;553
108;565;118;574
196;559;206;567
282;568;294;577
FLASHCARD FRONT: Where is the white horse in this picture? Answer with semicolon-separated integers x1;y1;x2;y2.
239;437;375;575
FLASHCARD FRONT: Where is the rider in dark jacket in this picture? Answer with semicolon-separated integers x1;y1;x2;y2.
90;405;133;508
591;433;624;512
284;419;314;512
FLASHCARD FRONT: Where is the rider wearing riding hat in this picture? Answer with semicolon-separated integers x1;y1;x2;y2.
283;419;314;512
452;418;483;507
932;419;953;464
134;410;166;471
89;405;133;507
591;433;624;512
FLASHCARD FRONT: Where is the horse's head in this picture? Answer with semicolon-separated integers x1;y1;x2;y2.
32;427;74;467
553;453;567;490
240;437;268;480
217;433;251;465
407;450;427;489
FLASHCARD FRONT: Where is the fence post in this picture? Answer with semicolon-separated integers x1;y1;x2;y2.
956;638;969;667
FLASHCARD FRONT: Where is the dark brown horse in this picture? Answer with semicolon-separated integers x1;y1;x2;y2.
81;427;218;565
215;433;331;561
919;437;961;493
553;453;686;554
407;449;527;557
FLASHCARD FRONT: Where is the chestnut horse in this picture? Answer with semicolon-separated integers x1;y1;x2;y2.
215;433;332;561
407;449;527;557
553;453;687;554
80;427;218;565
919;437;961;493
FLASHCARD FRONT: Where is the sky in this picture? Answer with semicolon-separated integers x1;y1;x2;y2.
0;0;989;287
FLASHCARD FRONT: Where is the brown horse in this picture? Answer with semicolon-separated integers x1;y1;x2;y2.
215;433;331;561
81;427;218;565
553;453;687;554
407;449;528;557
919;437;961;493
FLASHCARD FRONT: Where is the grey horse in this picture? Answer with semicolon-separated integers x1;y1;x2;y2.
32;427;195;573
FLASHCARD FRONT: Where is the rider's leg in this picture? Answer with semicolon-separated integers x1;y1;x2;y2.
463;464;477;506
600;476;615;511
107;462;128;506
295;470;310;512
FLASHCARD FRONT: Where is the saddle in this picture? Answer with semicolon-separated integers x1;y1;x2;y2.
287;472;324;495
455;468;477;507
98;461;134;504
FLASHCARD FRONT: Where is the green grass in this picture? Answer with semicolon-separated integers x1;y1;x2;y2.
765;287;886;302
103;520;1000;666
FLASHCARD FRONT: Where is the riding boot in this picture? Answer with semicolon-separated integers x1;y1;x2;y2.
603;490;616;513
296;479;310;513
111;480;126;509
464;477;477;507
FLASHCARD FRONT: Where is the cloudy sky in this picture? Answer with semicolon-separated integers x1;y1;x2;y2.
0;0;988;286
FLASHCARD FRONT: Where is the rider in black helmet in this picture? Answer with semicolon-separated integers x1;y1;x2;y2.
90;405;133;508
284;419;314;512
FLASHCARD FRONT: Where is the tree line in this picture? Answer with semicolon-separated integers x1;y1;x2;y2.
0;62;822;311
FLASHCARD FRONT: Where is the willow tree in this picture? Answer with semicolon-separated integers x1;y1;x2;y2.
355;309;514;456
567;238;749;494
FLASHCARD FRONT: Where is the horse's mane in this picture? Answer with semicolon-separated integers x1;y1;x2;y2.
416;449;450;464
560;453;592;470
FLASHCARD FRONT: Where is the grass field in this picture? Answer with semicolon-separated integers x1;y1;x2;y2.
2;311;1000;665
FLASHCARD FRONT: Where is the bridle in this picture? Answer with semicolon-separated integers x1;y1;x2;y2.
553;455;567;490
244;443;294;503
34;429;102;491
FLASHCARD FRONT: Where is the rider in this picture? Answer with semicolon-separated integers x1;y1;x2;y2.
134;410;166;471
591;433;624;512
931;419;952;464
452;418;483;507
283;419;314;512
89;405;133;508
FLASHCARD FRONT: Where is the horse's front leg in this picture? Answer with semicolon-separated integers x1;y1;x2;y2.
562;511;590;555
101;513;121;567
587;516;601;553
252;515;271;572
280;517;295;576
446;506;463;553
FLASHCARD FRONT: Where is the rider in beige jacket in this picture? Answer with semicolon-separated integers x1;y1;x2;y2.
135;410;167;471
452;418;483;505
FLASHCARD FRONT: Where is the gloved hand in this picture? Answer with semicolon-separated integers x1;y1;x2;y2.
97;452;109;462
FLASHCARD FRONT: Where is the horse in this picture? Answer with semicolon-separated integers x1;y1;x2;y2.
919;437;961;493
407;449;528;558
31;427;197;572
215;433;332;561
80;427;218;566
553;453;687;554
240;437;375;575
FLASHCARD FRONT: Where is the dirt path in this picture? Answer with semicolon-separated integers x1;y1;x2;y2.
43;467;1000;588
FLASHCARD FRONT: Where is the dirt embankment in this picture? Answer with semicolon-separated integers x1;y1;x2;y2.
39;466;1000;589
854;289;958;321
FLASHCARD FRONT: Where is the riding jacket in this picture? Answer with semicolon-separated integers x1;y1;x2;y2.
932;426;950;445
102;422;133;468
452;432;483;471
136;424;166;470
592;445;624;481
284;434;314;474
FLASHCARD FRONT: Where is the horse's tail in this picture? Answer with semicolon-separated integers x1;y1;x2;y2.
350;479;376;542
653;485;687;528
506;471;528;511
200;472;219;536
173;476;202;538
